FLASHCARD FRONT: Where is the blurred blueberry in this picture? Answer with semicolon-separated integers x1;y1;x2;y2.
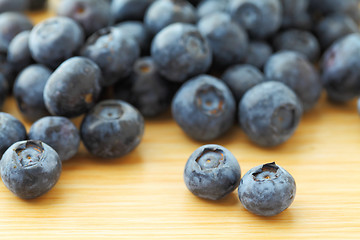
198;12;248;69
321;33;360;103
222;64;264;103
81;27;140;86
151;23;212;82
57;0;111;36
29;17;84;69
0;112;27;157
144;0;196;36
229;0;282;39
29;116;80;161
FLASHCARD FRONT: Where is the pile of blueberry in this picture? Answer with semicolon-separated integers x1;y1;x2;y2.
0;0;359;216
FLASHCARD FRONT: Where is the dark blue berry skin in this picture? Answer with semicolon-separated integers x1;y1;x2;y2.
29;116;80;162
0;52;16;88
0;73;8;109
111;0;154;23
172;75;235;141
0;12;32;52
280;0;311;29
114;57;174;118
0;112;27;157
13;64;51;122
238;162;296;217
44;57;102;118
81;100;145;158
7;31;33;73
245;41;273;70
81;27;140;87
265;51;322;112
0;140;61;200
239;81;303;147
57;0;111;37
0;0;28;13
151;23;212;83
315;14;359;51
184;144;241;200
29;17;84;69
198;12;248;69
308;0;360;23
228;0;282;39
144;0;196;36
273;30;320;63
321;34;360;103
222;64;264;103
196;0;228;19
115;21;150;55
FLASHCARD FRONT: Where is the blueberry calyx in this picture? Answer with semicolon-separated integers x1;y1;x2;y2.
195;147;225;170
15;140;44;168
252;162;280;181
271;104;296;133
195;84;225;116
96;103;124;120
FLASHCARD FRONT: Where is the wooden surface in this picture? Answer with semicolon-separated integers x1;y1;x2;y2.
1;11;360;240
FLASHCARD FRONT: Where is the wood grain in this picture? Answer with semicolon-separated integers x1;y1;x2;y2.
1;10;360;240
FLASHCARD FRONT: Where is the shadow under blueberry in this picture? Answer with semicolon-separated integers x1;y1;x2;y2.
191;191;240;207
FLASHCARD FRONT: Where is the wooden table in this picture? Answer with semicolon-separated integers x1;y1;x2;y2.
1;10;360;239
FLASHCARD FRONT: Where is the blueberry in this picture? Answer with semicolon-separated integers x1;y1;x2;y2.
315;14;359;51
244;41;273;70
238;162;296;216
0;12;32;52
222;64;264;103
0;140;62;199
280;0;311;29
0;0;28;13
196;0;228;19
239;81;303;147
184;144;241;200
0;112;27;157
321;33;360;103
81;27;140;86
144;0;196;36
265;51;322;111
0;52;16;88
273;30;320;63
7;30;33;72
29;116;80;161
13;64;51;121
111;0;154;23
57;0;112;37
29;17;84;69
0;73;8;109
151;23;212;83
114;57;174;118
228;0;282;39
81;100;144;158
198;12;248;69
43;57;102;118
172;75;235;141
115;21;150;55
308;0;360;24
